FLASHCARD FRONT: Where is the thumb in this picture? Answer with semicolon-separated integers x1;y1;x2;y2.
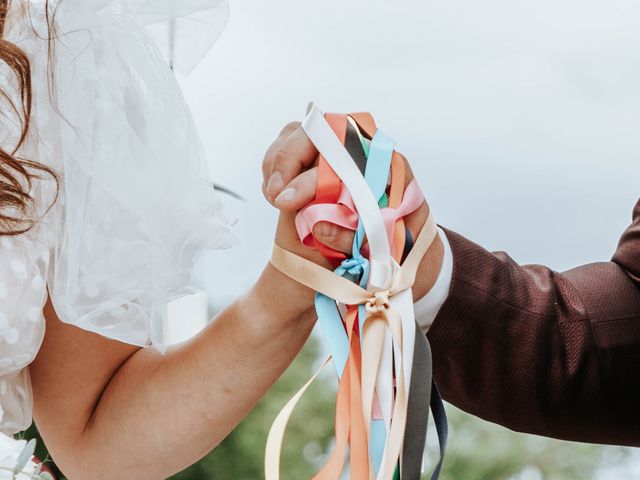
312;222;355;255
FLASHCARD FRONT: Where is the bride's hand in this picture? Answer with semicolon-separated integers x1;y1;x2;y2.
261;121;444;302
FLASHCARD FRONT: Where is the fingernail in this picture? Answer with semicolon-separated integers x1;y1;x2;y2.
275;187;296;204
318;223;338;239
267;171;284;198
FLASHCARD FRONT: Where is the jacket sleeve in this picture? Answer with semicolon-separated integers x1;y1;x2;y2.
428;199;640;446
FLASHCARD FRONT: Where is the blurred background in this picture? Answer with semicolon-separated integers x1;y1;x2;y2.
26;0;640;477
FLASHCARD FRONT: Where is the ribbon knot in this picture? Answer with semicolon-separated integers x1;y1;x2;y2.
336;256;369;277
366;290;391;313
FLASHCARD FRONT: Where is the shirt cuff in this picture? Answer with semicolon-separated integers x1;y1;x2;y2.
414;227;453;333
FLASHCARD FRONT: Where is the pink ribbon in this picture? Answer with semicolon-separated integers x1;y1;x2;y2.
296;179;425;256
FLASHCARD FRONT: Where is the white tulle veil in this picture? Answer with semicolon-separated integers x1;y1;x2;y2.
4;0;234;347
124;0;230;75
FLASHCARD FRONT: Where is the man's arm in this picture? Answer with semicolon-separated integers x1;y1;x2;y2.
426;199;640;446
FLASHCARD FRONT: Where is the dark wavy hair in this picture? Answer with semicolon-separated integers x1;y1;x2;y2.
0;0;58;236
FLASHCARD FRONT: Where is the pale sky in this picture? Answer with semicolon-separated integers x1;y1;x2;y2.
180;0;640;303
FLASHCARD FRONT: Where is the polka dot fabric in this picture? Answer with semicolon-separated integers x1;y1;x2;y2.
0;233;49;434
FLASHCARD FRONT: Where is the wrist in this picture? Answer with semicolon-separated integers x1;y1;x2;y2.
248;262;316;327
412;232;445;302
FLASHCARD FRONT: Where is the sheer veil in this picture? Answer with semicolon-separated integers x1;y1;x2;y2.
5;0;234;347
0;0;234;434
127;0;230;75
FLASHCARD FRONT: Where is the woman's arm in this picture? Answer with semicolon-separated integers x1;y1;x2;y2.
30;215;319;479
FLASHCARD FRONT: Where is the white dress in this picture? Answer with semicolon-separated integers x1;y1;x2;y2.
0;0;233;434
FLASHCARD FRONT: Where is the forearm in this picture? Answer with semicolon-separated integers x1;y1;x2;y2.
56;266;316;479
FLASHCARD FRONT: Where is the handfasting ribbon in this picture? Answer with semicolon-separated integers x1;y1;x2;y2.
302;105;392;290
295;179;424;255
296;136;425;409
264;357;332;480
306;113;399;480
270;213;437;335
309;114;349;263
267;214;438;479
348;128;396;477
344;115;447;480
266;106;447;480
349;115;411;473
307;114;353;378
401;322;432;478
349;114;407;262
312;116;379;480
305;126;405;480
298;141;424;466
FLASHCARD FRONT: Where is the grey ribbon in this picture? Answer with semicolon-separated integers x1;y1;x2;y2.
401;328;448;479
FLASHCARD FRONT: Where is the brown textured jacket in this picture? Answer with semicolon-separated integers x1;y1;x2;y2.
428;199;640;446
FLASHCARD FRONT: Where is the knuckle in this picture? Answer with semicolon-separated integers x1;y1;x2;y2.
262;144;278;170
262;152;272;171
281;121;300;136
338;236;355;253
398;152;415;182
273;148;290;168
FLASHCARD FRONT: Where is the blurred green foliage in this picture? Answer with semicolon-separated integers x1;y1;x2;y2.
169;337;335;480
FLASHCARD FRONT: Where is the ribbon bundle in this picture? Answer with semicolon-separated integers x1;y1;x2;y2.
266;105;447;479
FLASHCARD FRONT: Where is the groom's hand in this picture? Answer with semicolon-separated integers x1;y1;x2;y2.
262;121;444;301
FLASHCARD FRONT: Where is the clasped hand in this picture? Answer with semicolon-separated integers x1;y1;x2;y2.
260;120;444;303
